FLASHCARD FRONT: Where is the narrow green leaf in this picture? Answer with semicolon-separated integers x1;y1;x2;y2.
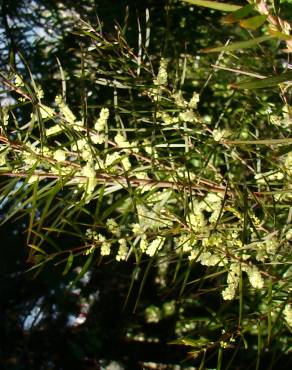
123;265;141;310
62;252;74;275
267;279;273;345
179;260;193;297
134;258;153;312
203;35;274;53
198;349;206;370
180;0;240;12
170;337;210;347
232;71;292;89
28;229;60;252
217;347;223;370
239;15;267;30
32;178;65;249
25;257;53;273
268;28;291;41
71;252;94;285
27;178;39;246
242;334;248;349
256;321;262;370
56;57;66;100
226;138;292;145
222;4;254;24
273;0;280;15
28;244;47;255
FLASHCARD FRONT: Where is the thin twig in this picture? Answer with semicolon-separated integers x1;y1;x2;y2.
0;170;229;194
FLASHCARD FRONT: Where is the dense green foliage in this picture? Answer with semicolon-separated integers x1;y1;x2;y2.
0;1;291;369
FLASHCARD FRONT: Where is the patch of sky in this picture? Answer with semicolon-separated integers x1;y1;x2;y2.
0;0;61;71
0;180;24;212
22;296;45;331
0;95;16;107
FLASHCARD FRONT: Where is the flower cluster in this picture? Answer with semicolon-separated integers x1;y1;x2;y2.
116;238;128;261
94;107;109;131
106;218;121;237
85;229;111;256
154;58;168;86
1;55;290;332
283;304;292;327
222;263;240;300
145;236;165;257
